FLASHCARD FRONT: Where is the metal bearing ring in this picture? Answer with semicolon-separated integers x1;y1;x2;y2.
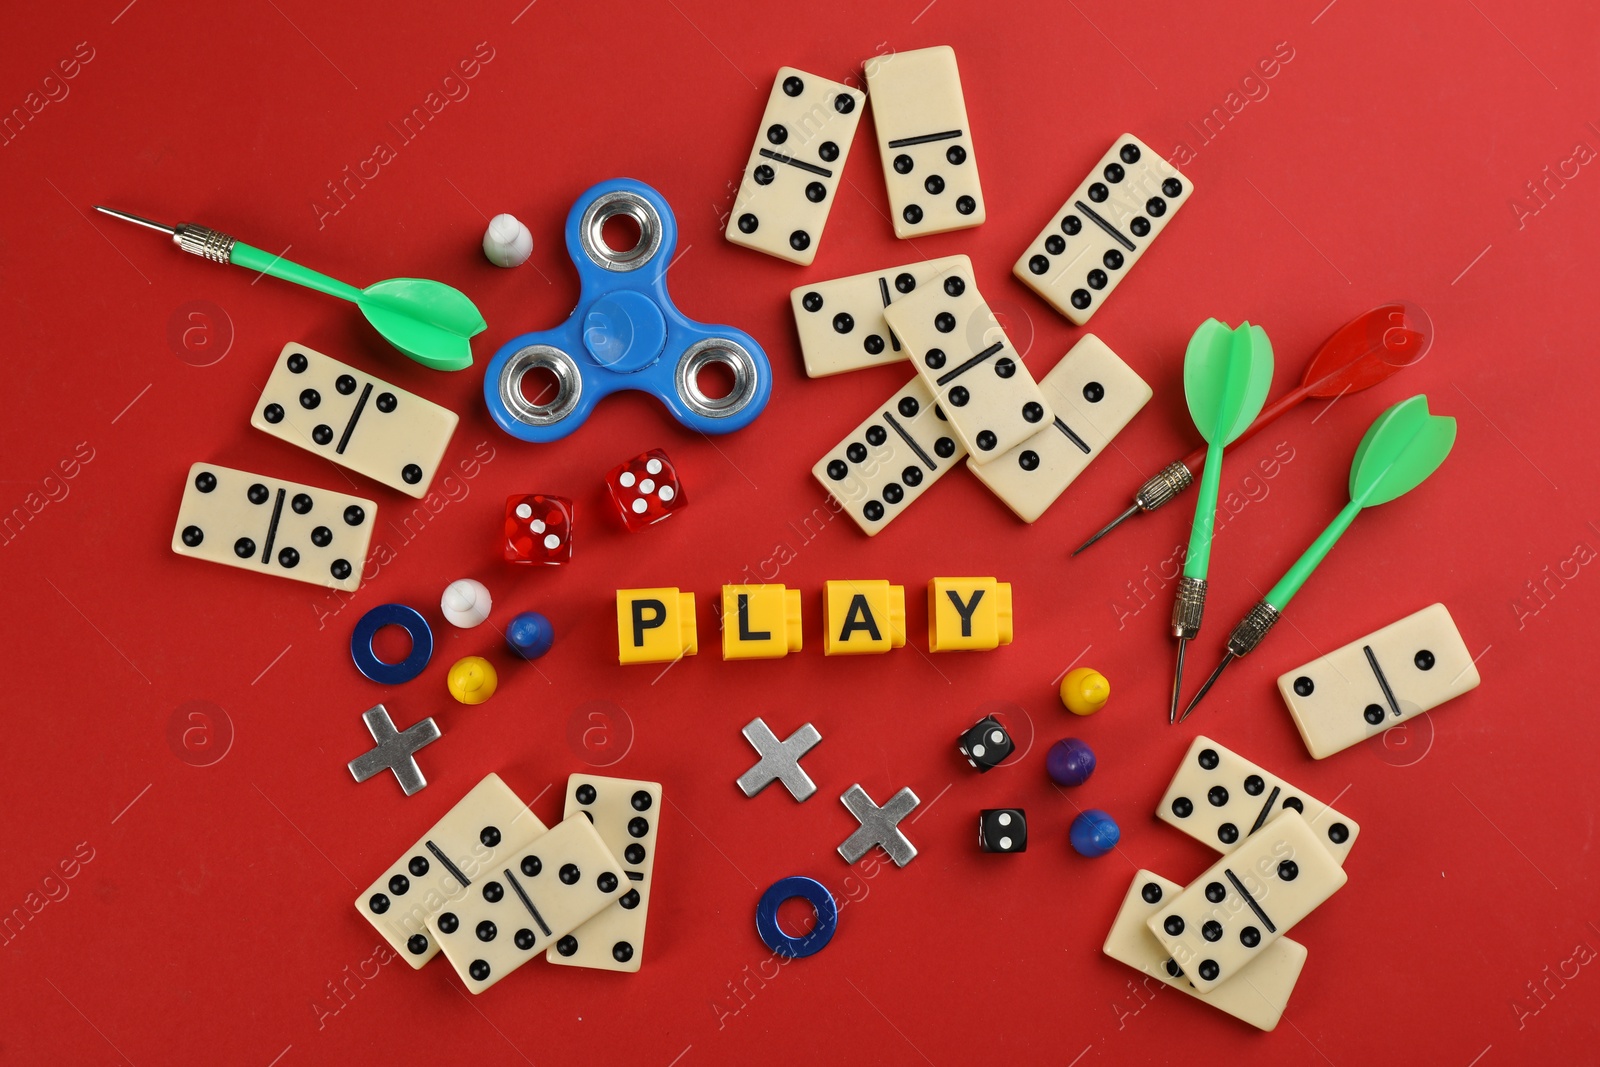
676;338;761;420
578;190;663;272
497;344;583;428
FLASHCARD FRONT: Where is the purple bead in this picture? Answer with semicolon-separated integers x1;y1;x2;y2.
1046;737;1096;787
1070;809;1120;858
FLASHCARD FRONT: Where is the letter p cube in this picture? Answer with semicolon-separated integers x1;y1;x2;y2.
616;587;698;664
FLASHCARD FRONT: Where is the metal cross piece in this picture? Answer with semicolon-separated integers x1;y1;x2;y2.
737;718;822;801
347;705;441;796
837;783;921;867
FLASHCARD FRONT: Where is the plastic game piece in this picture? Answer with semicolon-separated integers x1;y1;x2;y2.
546;774;663;972
1059;667;1110;715
812;374;968;535
347;704;441;796
172;462;376;591
979;809;1027;853
737;718;821;801
882;262;1054;463
504;494;573;564
822;580;905;655
354;773;546;967
1045;738;1096;787
1170;320;1275;722
791;256;971;377
838;784;920;867
505;611;555;660
722;585;803;660
1278;603;1480;759
1180;394;1458;722
441;579;492;628
484;178;771;442
1158;735;1359;864
616;588;698;665
1069;810;1120;858
725;67;865;265
1012;134;1192;326
426;813;625;993
957;715;1014;773
966;335;1152;523
483;213;533;268
606;449;685;531
864;46;985;237
95;206;485;372
756;876;838;958
1103;870;1307;1031
446;656;498;705
350;603;435;684
927;577;1013;651
1145;811;1347;994
1073;301;1434;557
251;342;460;499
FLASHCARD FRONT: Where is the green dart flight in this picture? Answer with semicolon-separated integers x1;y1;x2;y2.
95;206;485;371
1178;393;1458;722
1169;319;1275;723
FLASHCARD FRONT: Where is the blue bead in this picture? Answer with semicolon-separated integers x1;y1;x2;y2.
1070;809;1120;858
1046;737;1096;786
505;611;555;660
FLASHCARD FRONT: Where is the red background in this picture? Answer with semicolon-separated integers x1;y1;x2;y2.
3;0;1598;1063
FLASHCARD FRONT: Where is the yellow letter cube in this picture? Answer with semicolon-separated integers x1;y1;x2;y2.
616;588;698;665
721;585;803;660
928;577;1013;651
823;580;906;655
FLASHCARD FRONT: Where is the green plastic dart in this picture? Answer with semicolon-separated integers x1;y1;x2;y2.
1178;393;1457;723
95;206;485;371
1169;319;1275;724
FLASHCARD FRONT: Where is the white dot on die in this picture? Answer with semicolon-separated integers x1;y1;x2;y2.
971;743;986;757
639;478;655;494
531;519;546;533
631;499;647;514
515;503;532;519
646;458;663;475
989;729;1005;743
999;836;1013;849
997;813;1012;826
543;534;560;549
619;472;636;487
659;486;675;501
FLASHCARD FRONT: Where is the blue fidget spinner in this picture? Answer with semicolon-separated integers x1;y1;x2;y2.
484;178;772;442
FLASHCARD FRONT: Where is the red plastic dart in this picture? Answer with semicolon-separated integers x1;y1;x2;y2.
1072;300;1434;556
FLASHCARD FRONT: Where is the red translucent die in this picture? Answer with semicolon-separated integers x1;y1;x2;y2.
504;494;573;564
605;449;685;531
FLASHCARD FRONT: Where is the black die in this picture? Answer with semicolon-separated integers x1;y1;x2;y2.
979;809;1027;853
957;715;1014;773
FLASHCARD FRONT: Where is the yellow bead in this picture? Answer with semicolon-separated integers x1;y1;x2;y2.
722;585;803;660
823;580;905;655
927;577;1013;652
447;656;498;705
1060;667;1110;715
616;587;698;665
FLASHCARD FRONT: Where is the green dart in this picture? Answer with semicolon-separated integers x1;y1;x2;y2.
1178;393;1457;723
94;206;485;371
1169;320;1275;723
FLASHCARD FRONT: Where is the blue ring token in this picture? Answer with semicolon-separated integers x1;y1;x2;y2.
484;178;772;442
755;876;838;959
351;604;434;685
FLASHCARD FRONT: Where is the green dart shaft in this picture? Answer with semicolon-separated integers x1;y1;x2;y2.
229;242;364;302
1182;438;1226;580
1263;498;1361;609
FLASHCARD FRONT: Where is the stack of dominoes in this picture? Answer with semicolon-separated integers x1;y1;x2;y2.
721;48;1193;533
356;772;663;993
1101;737;1357;1030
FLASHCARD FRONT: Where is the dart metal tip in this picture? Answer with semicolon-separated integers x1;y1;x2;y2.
1073;503;1139;557
1177;653;1235;724
1168;638;1188;724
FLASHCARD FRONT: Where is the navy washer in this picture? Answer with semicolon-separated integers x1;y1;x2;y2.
755;876;838;959
351;603;434;684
